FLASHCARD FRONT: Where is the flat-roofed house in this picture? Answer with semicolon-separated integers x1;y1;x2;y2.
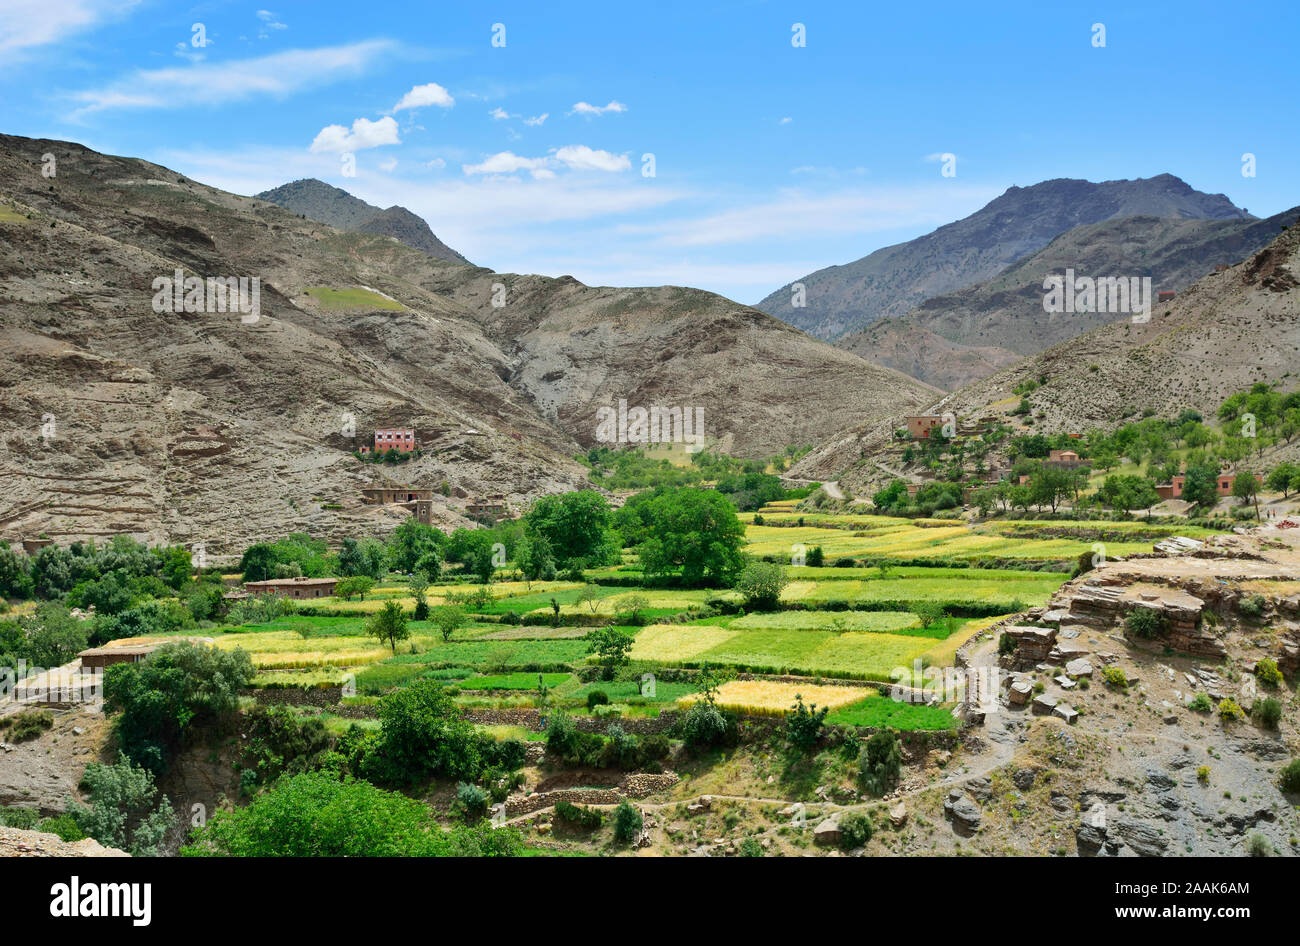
244;576;339;599
374;428;417;453
905;415;944;440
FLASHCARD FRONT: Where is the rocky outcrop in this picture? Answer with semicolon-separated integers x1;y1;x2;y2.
0;825;127;856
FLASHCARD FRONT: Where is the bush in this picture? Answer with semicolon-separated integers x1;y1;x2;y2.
838;811;873;849
586;689;611;711
554;800;602;830
997;632;1017;656
785;694;829;752
1238;595;1267;619
5;708;54;742
1101;667;1128;690
1253;698;1283;730
678;700;737;752
1280;759;1300;794
369;679;489;784
456;782;489;819
859;730;902;796
735;561;788;611
68;754;175;856
1196;765;1210;785
183;772;522;857
738;835;764;857
1188;691;1213;712
1255;657;1283;689
1217;697;1245;722
1247;833;1271;857
1125;606;1165;640
613;800;643;844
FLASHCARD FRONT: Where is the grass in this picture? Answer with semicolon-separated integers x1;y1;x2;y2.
728;610;923;634
304;286;405;310
459;672;572;690
826;694;958;731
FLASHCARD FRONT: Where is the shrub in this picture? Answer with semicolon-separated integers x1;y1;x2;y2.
1196;765;1210;785
456;782;489;819
784;694;829;752
1238;595;1267;619
735;561;788;610
6;708;54;742
1280;759;1300;794
586;689;611;711
183;772;522;857
1188;691;1213;712
738;836;764;857
1101;666;1128;690
1125;606;1165;640
859;730;902;796
1247;833;1271;857
1255;657;1283;689
1217;697;1245;722
997;632;1017;656
68;754;175;856
613;800;643;844
369;679;488;784
554;800;602;830
1253;697;1283;730
678;700;736;752
838;811;873;849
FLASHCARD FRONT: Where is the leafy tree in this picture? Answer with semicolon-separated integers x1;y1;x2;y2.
334;576;375;601
430;604;466;643
369;679;486;783
387;520;443;574
576;583;603;614
22;603;89;667
586;626;634;676
68;754;174;856
409;574;430;621
734;561;787;610
366;600;410;653
613;800;644;844
616;593;651;625
1099;474;1159;515
859;730;902;795
636;487;745;585
515;534;556;587
1231;473;1261;519
0;542;33;599
785;694;829;752
239;543;278;583
1266;463;1299;498
1180;462;1221;510
104;641;255;775
523;490;618;572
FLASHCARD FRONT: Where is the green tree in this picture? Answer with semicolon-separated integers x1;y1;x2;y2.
104;641;255;775
523;491;618;573
859;730;902;795
366;600;410;653
409;575;430;621
370;680;485;783
586;626;634;675
734;561;787;610
239;543;278;583
68;754;175;856
387;520;443;574
1231;472;1261;519
23;603;89;667
785;694;828;752
636;487;746;585
0;542;33;599
334;576;375;601
1181;463;1221;510
515;534;556;588
430;604;466;643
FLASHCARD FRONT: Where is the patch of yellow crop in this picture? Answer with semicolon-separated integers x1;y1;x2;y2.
212;630;440;669
679;679;870;716
629;624;738;662
779;581;817;602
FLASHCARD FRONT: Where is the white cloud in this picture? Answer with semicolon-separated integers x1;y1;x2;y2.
67;40;393;116
570;100;627;117
310;116;400;153
378;157;398;172
0;0;139;55
523;113;548;126
779;116;793;125
256;9;287;37
489;107;512;120
425;157;446;169
393;82;454;111
462;151;552;178
553;145;630;172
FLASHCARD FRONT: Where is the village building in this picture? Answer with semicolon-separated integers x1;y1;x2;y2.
905;415;945;440
372;428;417;453
77;644;162;669
1157;290;1176;302
1154;472;1238;500
21;538;54;555
243;576;339;599
466;493;514;522
360;486;434;526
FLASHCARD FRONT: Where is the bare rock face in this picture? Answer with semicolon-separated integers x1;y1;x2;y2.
999;626;1058;670
0;825;128;857
0;133;935;551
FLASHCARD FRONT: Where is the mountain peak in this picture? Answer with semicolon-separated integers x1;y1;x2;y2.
255;179;471;266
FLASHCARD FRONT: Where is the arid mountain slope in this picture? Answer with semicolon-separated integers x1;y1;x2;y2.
256;178;472;265
755;175;1250;341
0;134;935;551
841;208;1299;390
791;222;1300;493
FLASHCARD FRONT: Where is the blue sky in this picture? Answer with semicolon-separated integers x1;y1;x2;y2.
2;0;1297;303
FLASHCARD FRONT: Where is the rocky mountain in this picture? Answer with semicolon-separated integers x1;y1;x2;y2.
840;208;1300;390
0;134;936;553
755;175;1252;342
256;178;471;265
789;219;1300;494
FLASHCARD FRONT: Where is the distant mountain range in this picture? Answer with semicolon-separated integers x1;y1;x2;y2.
256;178;472;266
839;207;1300;389
754;174;1253;342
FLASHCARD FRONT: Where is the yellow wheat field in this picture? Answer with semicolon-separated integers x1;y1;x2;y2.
679;679;872;716
628;624;738;662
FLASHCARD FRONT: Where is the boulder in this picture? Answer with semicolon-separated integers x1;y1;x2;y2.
1076;802;1108;852
1065;658;1094;678
1053;703;1079;724
1032;694;1058;715
889;802;908;827
943;790;982;833
813;818;841;846
1009;680;1033;705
